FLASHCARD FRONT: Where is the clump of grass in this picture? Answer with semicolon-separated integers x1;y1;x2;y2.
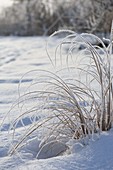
9;22;113;157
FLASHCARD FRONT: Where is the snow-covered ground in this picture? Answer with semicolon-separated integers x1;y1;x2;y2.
0;36;113;170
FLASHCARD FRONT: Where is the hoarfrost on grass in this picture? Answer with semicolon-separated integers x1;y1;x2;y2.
0;34;113;169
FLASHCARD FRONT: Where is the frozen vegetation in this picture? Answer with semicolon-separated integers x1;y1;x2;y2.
0;29;113;170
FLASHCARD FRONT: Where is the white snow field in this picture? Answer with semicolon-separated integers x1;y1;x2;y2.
0;36;113;170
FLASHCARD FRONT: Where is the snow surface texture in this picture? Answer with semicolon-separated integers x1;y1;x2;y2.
0;37;113;170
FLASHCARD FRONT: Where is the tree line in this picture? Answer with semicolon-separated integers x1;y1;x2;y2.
0;0;113;36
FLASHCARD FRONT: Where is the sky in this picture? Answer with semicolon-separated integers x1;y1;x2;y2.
0;0;13;9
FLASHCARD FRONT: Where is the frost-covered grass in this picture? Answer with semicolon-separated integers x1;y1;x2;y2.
0;34;113;169
6;22;113;161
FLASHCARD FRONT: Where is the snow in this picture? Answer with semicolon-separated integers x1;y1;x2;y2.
0;36;113;170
